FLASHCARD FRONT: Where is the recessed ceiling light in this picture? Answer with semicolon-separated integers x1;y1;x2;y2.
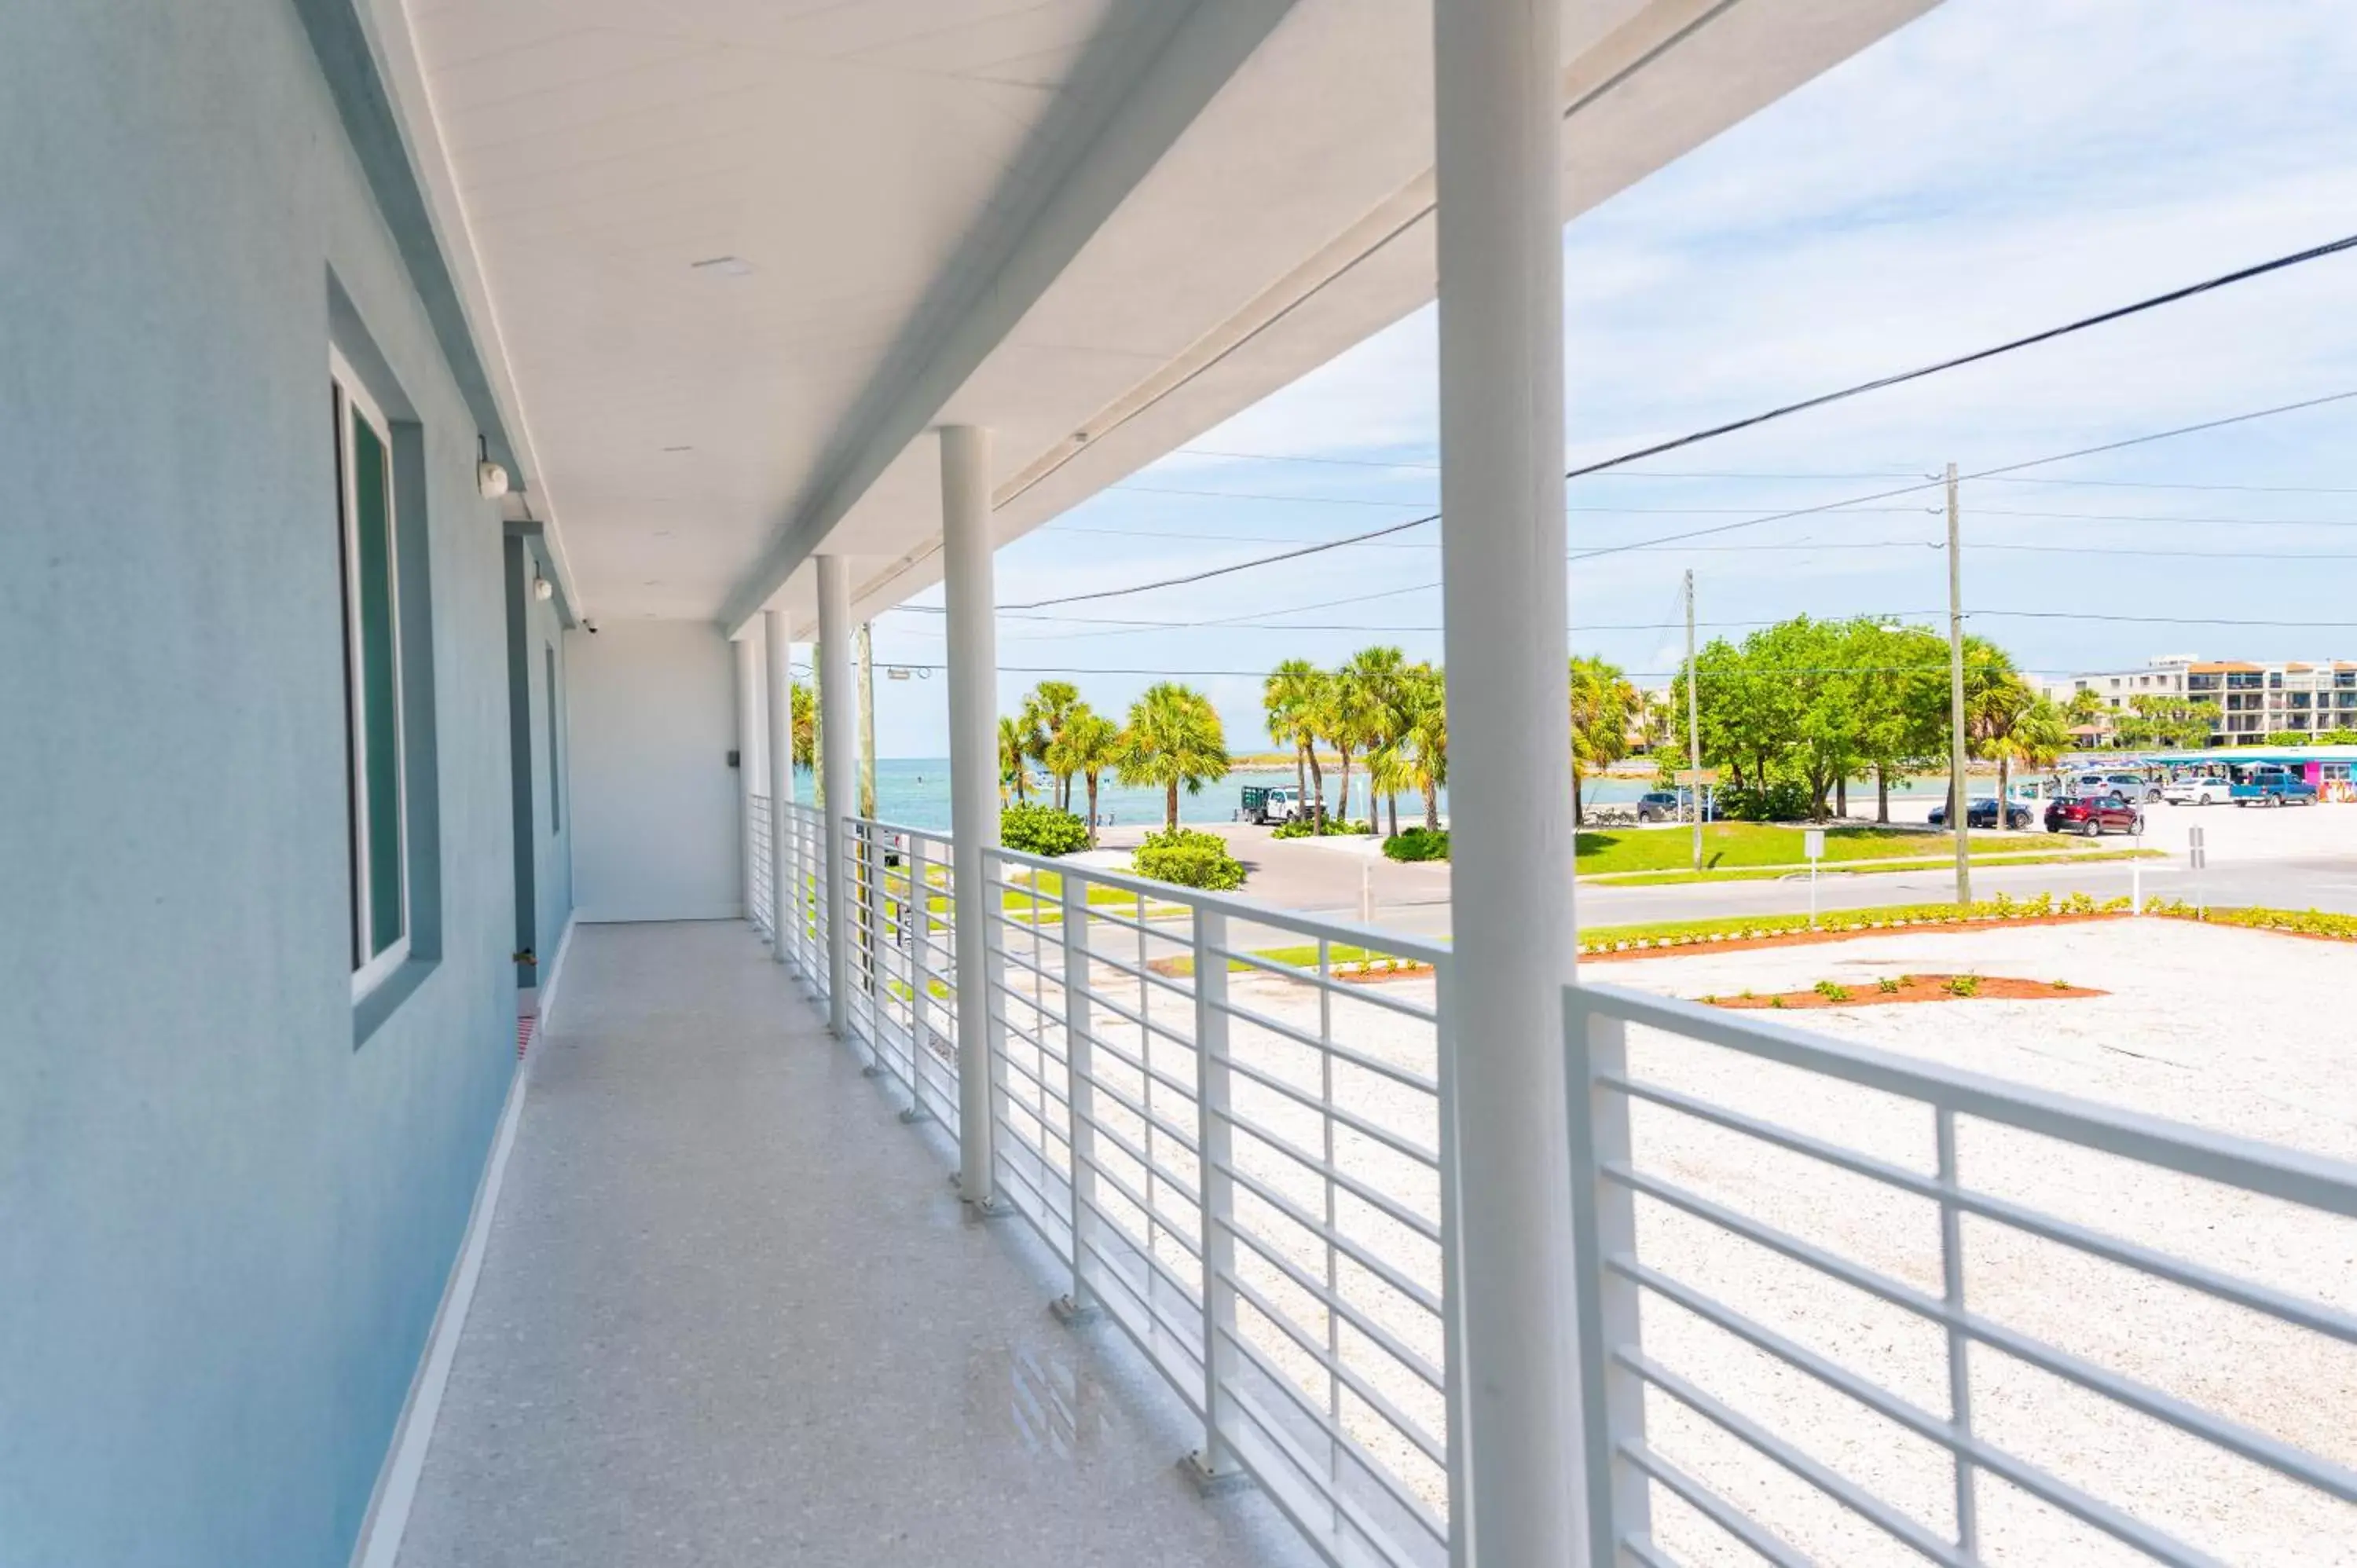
661;445;693;452
690;255;753;277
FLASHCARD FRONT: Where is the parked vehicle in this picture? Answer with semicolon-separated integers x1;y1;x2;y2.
2069;771;2161;803
1239;784;1303;825
2228;764;2319;808
2161;774;2231;807
1929;797;2035;830
1634;790;1683;823
2045;794;2144;837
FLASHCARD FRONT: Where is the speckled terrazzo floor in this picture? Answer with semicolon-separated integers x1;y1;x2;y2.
396;920;1316;1568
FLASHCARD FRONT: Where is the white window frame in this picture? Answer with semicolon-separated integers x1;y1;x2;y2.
334;348;411;998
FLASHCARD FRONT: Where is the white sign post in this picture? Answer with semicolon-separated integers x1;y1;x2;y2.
1804;827;1825;928
2189;825;2207;918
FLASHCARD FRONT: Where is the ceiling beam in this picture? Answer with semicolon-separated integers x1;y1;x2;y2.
717;0;1298;637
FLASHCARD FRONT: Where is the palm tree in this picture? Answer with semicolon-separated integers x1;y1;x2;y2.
1263;659;1329;826
998;714;1035;804
1115;683;1229;833
1980;681;2069;814
1397;662;1447;830
1341;647;1409;830
1021;680;1082;810
1568;654;1637;826
1046;708;1121;845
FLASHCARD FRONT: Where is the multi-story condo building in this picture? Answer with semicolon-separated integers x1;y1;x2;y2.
2050;655;2357;745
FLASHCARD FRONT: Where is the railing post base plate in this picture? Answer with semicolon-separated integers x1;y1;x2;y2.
897;1104;931;1126
949;1173;1016;1222
1050;1294;1102;1328
1180;1452;1255;1499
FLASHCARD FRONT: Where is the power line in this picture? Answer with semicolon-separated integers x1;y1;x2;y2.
1974;475;2357;496
1176;449;1931;481
1003;379;2357;610
1556;229;2357;481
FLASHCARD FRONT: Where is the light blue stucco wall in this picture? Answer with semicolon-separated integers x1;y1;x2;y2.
0;3;537;1563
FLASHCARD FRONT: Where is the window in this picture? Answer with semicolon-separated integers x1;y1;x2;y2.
545;644;562;833
335;351;409;994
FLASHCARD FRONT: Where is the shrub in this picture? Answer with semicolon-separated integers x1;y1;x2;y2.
1813;980;1852;1002
1945;974;1981;998
1714;779;1817;822
1383;826;1450;863
1270;818;1315;840
999;803;1090;857
1877;976;1901;995
1134;827;1247;892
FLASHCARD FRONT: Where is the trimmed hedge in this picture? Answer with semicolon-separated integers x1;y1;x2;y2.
1134;826;1247;891
1000;803;1089;857
1382;826;1450;863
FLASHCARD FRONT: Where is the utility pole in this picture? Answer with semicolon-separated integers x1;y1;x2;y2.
1685;568;1703;874
856;621;878;820
1946;461;1970;905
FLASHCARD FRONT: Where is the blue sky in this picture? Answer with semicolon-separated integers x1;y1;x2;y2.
869;0;2357;757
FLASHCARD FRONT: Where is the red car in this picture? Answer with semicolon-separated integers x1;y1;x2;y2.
2044;794;2144;837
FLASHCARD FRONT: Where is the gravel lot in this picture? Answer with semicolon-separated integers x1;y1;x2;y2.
1065;918;2357;1564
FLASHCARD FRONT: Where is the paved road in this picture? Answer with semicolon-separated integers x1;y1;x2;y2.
1110;815;2357;949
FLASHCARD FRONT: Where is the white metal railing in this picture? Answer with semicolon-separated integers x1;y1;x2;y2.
838;815;961;1130
1563;982;2357;1567
984;845;1453;1568
747;794;775;942
776;800;828;993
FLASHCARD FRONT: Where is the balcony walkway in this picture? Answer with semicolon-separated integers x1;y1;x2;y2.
396;920;1314;1567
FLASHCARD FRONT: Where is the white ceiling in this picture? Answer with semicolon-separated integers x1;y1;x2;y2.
380;0;1940;633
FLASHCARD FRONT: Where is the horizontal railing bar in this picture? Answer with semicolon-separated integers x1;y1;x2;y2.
1076;1154;1204;1258
1224;1379;1449;1557
992;845;1452;965
1220;1162;1446;1324
1069;1064;1197;1161
1219;1342;1451;1547
1619;1442;1811;1568
1077;1230;1211;1381
1223;1052;1440;1170
1609;1071;2357;1348
1222;1103;1442;1244
1620;1255;2224;1567
1072;1097;1198;1191
1620;1535;1677;1568
1209;992;1442;1097
1215;1270;1447;1471
1578;983;2357;1219
1610;1163;2357;1507
1621;1346;1970;1566
1217;1218;1446;1398
1072;1023;1201;1112
1217;950;1443;1028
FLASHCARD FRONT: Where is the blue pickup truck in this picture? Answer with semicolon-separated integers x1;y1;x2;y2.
2229;764;2319;807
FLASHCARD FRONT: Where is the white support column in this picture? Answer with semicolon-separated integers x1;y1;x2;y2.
764;608;794;960
1432;1;1582;1563
940;423;1001;1211
816;555;856;1035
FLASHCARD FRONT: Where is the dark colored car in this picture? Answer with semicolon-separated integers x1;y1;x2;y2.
1634;790;1683;823
2045;793;2144;837
1929;798;2034;830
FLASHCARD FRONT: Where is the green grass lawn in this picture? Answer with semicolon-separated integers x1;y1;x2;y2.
1574;822;2058;876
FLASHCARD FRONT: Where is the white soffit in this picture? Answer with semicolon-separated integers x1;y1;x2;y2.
390;0;1940;632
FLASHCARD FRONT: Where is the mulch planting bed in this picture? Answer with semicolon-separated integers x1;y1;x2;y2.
1705;973;2107;1010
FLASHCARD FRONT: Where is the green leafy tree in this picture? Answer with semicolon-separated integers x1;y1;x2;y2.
1568;654;1637;826
790;682;818;769
1045;708;1120;846
1263;659;1330;826
2117;693;2217;751
1983;690;2072;806
1116;683;1230;833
